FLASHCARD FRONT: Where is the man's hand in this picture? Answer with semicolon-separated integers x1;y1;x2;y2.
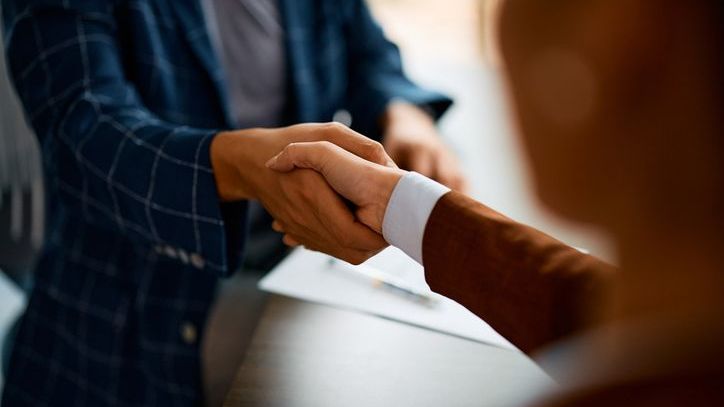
210;123;395;264
266;141;406;236
382;101;469;192
211;123;395;202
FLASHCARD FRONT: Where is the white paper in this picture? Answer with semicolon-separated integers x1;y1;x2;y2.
259;247;516;350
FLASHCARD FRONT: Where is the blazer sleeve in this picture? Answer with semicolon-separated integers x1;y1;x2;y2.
422;192;616;354
2;0;242;276
341;0;453;140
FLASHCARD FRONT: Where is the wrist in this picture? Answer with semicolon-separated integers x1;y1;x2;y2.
210;130;264;201
370;167;406;233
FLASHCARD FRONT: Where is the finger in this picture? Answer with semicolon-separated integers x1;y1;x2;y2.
342;246;388;265
448;175;468;192
305;245;386;266
448;172;471;193
311;176;388;252
459;177;472;194
321;123;397;168
282;224;387;265
408;150;435;178
272;220;284;233
436;153;470;192
266;142;336;173
282;234;301;247
435;159;465;190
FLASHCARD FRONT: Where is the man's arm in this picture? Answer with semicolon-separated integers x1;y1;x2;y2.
2;0;240;274
2;1;389;275
421;190;614;354
267;143;616;354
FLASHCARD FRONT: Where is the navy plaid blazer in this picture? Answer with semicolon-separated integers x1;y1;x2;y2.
1;0;450;405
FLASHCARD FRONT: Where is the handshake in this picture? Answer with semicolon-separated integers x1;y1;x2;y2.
211;108;466;264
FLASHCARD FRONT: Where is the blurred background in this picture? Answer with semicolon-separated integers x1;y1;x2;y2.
367;0;612;255
0;0;612;392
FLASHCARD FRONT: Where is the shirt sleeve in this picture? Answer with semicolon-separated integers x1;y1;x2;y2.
382;172;451;264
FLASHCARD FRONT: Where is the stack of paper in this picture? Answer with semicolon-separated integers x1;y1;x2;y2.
259;247;515;350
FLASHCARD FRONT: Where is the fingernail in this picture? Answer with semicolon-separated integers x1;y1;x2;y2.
265;155;278;168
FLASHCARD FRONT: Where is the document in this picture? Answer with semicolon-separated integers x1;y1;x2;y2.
259;247;516;350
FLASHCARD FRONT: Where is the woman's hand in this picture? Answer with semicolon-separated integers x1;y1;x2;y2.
382;101;469;192
266;141;407;236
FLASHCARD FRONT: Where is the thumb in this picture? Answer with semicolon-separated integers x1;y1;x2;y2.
266;141;336;173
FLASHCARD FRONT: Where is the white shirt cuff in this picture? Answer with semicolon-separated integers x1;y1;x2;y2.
382;172;451;264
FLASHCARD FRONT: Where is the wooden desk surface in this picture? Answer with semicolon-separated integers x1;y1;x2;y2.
224;295;553;407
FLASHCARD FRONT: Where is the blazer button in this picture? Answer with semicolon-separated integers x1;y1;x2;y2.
164;245;178;259
190;253;205;270
178;249;190;265
180;322;197;345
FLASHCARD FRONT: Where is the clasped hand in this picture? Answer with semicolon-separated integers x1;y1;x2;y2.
211;123;397;264
211;121;455;265
265;139;409;265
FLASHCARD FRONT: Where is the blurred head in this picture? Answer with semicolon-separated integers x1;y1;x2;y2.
499;0;723;239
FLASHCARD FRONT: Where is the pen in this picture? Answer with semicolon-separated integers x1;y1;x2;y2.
327;258;439;308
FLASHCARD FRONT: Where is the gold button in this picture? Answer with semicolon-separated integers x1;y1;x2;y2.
180;322;197;345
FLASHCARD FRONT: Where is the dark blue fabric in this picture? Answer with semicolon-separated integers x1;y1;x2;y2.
0;0;451;405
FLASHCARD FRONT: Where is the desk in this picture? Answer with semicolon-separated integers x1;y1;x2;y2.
224;295;553;407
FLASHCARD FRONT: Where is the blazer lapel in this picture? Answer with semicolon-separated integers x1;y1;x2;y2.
279;0;318;122
169;0;235;126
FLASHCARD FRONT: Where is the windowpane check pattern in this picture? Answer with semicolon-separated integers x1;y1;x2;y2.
0;0;450;405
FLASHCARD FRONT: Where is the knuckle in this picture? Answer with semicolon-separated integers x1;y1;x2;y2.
301;176;323;201
302;188;316;203
367;141;387;162
285;142;302;154
295;182;313;201
317;140;335;153
324;121;345;133
289;209;307;228
277;176;293;195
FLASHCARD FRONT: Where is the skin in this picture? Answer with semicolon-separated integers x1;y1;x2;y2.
211;123;392;264
266;141;405;235
210;103;466;264
268;0;724;331
382;101;468;192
